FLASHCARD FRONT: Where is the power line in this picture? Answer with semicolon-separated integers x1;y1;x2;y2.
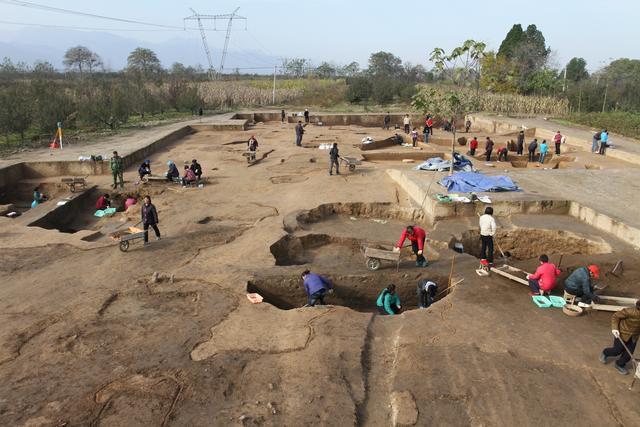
0;0;185;30
0;19;193;32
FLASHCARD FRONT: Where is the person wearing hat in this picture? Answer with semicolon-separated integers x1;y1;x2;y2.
564;265;600;303
600;300;640;375
165;160;179;182
138;159;151;181
247;136;259;162
417;279;438;308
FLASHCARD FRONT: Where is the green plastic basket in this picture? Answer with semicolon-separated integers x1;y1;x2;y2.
532;295;552;308
549;295;567;308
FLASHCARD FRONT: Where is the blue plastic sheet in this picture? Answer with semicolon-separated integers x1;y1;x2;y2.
439;172;521;192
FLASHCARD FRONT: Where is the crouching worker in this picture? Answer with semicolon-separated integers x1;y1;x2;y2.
95;193;111;211
377;284;402;315
190;159;203;181
302;270;333;307
165;160;179;182
600;300;640;375
564;264;600;303
31;187;48;208
527;254;561;296
417;279;438;308
138;160;151;181
182;165;197;187
395;225;428;267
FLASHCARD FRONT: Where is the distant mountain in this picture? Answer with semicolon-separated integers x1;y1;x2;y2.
0;28;279;73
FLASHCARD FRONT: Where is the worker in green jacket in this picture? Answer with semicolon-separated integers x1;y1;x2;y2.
600;300;640;375
110;150;124;189
376;284;402;315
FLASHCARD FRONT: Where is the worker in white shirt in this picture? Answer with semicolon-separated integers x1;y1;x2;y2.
479;207;497;264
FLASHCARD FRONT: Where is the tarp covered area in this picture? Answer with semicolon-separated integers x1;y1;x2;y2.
439;172;521;192
415;153;474;172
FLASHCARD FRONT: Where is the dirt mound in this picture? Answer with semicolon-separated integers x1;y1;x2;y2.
270;234;363;266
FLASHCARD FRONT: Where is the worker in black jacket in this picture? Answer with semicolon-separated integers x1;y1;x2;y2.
329;143;340;176
190;159;202;181
141;195;161;246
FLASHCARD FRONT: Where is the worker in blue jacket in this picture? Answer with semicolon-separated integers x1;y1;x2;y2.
377;284;402;315
302;270;333;306
564;265;600;303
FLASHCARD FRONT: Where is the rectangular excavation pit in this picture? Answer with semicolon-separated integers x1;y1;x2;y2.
361;152;446;162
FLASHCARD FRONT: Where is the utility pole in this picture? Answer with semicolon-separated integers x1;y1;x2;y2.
272;65;277;105
602;80;609;113
562;66;567;92
184;8;246;80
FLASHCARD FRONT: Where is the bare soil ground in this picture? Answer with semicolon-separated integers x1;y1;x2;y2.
1;120;640;426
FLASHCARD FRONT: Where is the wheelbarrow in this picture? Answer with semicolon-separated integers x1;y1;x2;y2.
339;156;362;172
361;244;401;271
110;226;146;252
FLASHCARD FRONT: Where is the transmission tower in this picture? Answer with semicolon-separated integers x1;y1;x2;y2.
184;7;246;79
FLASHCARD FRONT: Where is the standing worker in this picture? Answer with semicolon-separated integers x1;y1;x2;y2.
564;265;600;303
417;279;438;308
600;300;640;375
426;115;434;135
554;131;562;155
599;129;609;155
302;270;333;307
376;284;402;315
465;118;472;133
110;150;124;189
295;121;305;147
538;140;548;164
485;137;494;162
527;254;561;296
304;108;310;124
592;130;601;153
394;225;428;267
141;195;161;247
383;112;391;130
403;114;411;134
281;109;286;123
329;143;340;176
479;207;496;265
517;130;525;155
469;136;478;156
247;136;259;162
528;138;538;162
411;127;419;147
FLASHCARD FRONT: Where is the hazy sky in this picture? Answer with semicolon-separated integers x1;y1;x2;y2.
1;0;639;70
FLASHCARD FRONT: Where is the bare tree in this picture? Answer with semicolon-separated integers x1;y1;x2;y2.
63;46;102;74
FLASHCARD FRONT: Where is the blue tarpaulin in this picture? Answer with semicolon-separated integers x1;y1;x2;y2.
439;172;521;192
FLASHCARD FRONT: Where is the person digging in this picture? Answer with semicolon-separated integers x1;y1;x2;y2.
564;264;600;304
376;284;402;315
600;299;640;375
394;225;428;267
417;279;438;309
302;270;334;307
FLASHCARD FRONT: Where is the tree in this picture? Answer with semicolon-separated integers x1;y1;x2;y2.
31;79;75;132
480;51;519;93
341;62;360;77
566;57;589;82
78;80;132;130
127;47;162;77
315;62;337;79
368;52;403;78
345;76;372;103
281;58;308;77
0;83;33;142
63;46;102;74
429;40;486;87
497;24;525;59
412;87;479;174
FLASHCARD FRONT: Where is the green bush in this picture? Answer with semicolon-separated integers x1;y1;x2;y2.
565;112;640;138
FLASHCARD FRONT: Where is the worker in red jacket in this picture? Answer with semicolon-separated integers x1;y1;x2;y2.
395;225;428;267
527;254;561;296
95;193;111;211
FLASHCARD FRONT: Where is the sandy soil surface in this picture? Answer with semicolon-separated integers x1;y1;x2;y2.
1;120;640;426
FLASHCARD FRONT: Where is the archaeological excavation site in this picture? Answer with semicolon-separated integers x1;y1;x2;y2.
1;111;640;426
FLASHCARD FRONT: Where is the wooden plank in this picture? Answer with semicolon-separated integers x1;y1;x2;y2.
592;304;627;312
599;295;637;305
491;267;529;286
365;247;400;261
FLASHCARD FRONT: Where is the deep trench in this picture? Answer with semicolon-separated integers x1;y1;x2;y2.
247;272;451;312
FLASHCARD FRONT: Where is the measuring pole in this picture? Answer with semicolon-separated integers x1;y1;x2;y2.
272;66;277;105
57;121;63;149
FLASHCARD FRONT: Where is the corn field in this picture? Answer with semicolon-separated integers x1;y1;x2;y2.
198;82;302;109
